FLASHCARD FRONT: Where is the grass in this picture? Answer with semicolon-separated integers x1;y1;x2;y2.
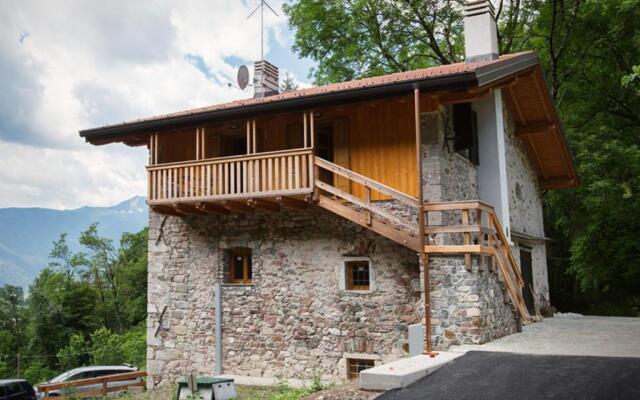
112;377;326;400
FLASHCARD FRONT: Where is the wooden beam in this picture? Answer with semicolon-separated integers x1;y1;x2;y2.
318;195;421;252
196;202;229;215
150;205;183;217
507;84;527;125
247;198;280;212
275;196;308;210
220;200;254;213
173;203;207;216
516;122;556;136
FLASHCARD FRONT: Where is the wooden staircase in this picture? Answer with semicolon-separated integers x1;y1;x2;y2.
314;156;531;322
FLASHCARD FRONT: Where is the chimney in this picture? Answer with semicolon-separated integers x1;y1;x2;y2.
253;60;279;98
463;0;499;63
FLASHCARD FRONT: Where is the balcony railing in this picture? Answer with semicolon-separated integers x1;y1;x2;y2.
147;148;314;204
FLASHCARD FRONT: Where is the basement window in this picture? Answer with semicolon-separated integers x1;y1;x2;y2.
227;248;252;284
347;358;375;380
452;102;479;165
345;260;370;291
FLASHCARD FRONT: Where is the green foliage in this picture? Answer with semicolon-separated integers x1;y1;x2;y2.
0;224;148;380
284;0;538;84
622;65;640;96
22;360;55;385
57;334;90;371
90;327;126;365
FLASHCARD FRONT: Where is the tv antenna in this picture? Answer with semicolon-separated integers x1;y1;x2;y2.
247;0;278;62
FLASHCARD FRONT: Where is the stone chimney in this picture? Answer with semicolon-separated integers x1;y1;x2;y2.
463;0;499;63
253;60;279;98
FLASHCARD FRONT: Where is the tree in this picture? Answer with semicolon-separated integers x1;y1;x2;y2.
280;73;300;92
284;0;539;84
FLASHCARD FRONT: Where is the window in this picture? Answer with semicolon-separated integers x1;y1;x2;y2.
346;261;370;291
228;248;252;284
6;382;25;396
452;102;479;165
347;358;375;380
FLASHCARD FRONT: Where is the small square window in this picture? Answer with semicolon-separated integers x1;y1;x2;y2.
346;261;370;291
228;248;252;284
347;358;375;380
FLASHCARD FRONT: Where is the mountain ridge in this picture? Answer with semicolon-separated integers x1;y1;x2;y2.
0;196;148;288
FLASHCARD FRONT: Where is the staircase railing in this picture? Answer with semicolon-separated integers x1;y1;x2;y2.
313;157;422;251
423;200;530;321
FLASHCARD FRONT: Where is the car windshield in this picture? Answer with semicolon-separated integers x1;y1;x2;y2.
49;370;75;383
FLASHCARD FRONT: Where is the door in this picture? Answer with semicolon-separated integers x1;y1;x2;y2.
315;119;350;192
519;248;535;315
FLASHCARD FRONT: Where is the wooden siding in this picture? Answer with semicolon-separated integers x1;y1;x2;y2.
151;95;444;199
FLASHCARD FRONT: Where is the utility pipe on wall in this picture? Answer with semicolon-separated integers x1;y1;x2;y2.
214;283;223;375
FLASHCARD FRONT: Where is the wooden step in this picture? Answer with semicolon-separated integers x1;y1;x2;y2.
317;195;421;252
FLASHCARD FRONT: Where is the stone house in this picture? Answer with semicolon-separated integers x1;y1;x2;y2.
80;0;576;386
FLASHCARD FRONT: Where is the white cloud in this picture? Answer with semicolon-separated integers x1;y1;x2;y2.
0;0;302;209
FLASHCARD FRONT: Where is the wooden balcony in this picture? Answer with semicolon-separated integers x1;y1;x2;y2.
147;148;314;210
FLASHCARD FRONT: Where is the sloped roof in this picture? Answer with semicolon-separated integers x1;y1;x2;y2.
79;51;577;189
79;52;532;142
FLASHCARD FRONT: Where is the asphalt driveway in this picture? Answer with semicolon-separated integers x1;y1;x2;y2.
378;351;640;400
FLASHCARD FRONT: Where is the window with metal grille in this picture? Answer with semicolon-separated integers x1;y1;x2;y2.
346;261;370;290
228;248;252;284
347;358;375;380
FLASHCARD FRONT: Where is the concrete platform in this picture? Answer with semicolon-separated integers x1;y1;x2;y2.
359;352;461;391
451;316;640;358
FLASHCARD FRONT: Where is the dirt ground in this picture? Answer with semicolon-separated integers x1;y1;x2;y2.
301;383;381;400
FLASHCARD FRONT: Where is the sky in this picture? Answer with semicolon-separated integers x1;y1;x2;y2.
0;0;315;209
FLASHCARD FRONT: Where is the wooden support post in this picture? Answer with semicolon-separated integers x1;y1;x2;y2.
196;127;200;160
246;121;251;154
252;120;257;153
414;87;435;357
303;112;308;148
310;110;319;201
463;209;471;271
310;110;315;148
364;185;372;226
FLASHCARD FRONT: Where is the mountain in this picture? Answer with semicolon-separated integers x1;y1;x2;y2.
0;196;148;288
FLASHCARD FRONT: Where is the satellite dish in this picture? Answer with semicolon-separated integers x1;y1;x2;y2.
237;65;249;90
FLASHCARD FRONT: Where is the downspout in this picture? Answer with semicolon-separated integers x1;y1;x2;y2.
413;87;435;356
214;283;223;375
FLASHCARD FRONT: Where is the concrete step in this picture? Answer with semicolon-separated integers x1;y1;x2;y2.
359;352;461;391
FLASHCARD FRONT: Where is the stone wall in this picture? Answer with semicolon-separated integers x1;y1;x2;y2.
502;101;550;312
418;106;518;349
147;208;422;385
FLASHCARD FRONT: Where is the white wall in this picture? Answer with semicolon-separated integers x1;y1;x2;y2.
474;89;511;239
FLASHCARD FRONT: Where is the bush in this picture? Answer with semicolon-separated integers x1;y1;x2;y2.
90;328;126;365
57;334;89;370
22;361;55;384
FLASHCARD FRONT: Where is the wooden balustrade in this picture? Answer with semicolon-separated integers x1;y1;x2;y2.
38;371;146;399
422;200;530;321
147;148;314;204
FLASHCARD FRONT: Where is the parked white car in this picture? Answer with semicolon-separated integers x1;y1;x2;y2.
36;365;140;399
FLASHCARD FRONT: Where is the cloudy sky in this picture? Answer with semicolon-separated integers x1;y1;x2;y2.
0;0;314;209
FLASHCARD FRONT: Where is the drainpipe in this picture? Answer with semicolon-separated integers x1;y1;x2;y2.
214;283;223;375
413;87;435;356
